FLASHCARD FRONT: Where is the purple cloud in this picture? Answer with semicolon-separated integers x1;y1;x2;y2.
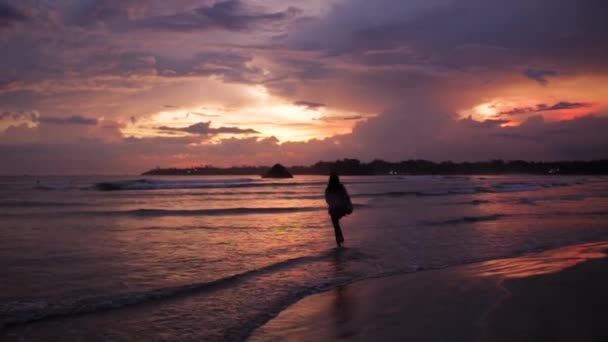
523;69;558;86
314;115;364;122
1;0;608;174
294;100;325;110
141;0;300;32
0;2;25;28
157;121;259;135
500;102;591;115
2;114;608;175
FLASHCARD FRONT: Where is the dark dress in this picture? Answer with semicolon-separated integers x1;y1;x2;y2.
325;183;353;247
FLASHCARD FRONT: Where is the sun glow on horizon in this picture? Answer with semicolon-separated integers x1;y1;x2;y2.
461;92;602;128
472;102;498;120
120;83;368;142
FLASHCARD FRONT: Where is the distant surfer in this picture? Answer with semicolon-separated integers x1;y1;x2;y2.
325;172;353;247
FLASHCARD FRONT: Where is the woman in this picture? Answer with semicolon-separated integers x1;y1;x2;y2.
325;172;353;247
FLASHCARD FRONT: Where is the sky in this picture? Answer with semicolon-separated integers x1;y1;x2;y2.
0;0;607;174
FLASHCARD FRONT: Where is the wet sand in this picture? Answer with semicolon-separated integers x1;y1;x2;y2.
250;242;608;341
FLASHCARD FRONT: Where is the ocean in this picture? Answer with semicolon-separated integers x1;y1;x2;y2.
1;174;608;340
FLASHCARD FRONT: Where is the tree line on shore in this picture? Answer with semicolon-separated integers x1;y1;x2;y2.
142;159;608;176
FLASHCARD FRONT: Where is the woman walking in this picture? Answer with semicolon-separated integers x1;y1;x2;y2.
325;173;353;247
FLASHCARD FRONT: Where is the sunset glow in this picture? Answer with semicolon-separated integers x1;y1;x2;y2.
2;3;608;340
0;0;606;174
120;83;368;142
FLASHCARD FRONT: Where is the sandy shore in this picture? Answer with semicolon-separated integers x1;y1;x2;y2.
250;241;608;341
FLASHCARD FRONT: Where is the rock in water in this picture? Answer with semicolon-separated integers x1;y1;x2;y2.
262;164;293;178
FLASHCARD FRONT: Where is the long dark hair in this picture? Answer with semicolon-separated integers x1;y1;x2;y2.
326;172;341;191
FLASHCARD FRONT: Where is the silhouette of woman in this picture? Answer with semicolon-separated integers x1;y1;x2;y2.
325;172;353;247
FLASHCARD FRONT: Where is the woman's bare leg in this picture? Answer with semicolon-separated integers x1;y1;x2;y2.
331;215;344;247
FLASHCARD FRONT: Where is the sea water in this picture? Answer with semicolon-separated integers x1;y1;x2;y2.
1;175;607;340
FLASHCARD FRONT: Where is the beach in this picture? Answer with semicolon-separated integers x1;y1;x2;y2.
2;0;608;339
1;175;608;340
251;242;608;341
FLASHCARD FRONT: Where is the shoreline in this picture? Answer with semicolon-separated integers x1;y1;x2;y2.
249;241;608;341
140;172;607;176
3;240;608;341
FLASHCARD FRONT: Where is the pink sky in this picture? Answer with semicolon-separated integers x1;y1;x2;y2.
1;0;607;174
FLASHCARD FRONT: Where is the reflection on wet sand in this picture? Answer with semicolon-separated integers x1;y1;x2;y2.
251;241;608;341
331;286;357;340
471;241;608;279
331;249;357;339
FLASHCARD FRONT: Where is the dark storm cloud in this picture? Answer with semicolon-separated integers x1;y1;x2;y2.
1;0;608;174
499;102;592;115
39;115;98;125
0;2;25;28
523;69;558;86
294;100;325;110
288;0;608;73
141;0;300;32
157;121;258;135
282;58;328;79
152;51;271;84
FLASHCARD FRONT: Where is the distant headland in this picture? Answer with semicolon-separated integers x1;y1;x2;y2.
142;159;608;176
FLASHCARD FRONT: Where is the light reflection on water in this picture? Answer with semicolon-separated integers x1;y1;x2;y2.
0;174;608;339
472;241;608;279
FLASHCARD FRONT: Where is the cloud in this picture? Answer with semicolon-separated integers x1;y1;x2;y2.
314;115;363;122
2;113;607;175
0;0;607;174
141;0;300;32
0;110;38;122
461;117;511;128
157;121;259;135
294;100;325;110
186;112;220;118
38;115;98;125
545;102;592;111
0;2;25;28
499;102;592;115
212;126;259;134
523;69;558;86
286;0;608;74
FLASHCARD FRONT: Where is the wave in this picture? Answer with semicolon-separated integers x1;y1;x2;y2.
94;178;261;191
353;189;487;198
352;191;421;198
118;203;367;217
426;209;608;226
0;204;369;218
0;200;89;208
93;178;405;191
493;182;542;192
92;177;587;195
34;184;72;191
0;249;362;328
357;180;585;199
122;206;325;217
4;240;607;333
428;214;505;226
